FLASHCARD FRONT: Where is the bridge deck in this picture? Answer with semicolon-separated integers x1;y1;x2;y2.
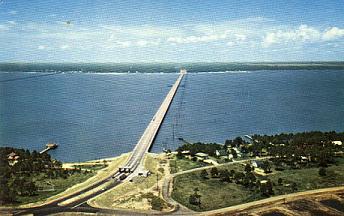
121;70;186;172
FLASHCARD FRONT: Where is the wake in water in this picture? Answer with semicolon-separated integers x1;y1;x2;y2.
0;72;63;83
195;70;251;74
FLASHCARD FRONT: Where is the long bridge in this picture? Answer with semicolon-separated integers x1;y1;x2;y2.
6;69;187;216
119;68;187;175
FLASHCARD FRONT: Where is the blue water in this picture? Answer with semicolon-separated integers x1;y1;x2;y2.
1;70;344;162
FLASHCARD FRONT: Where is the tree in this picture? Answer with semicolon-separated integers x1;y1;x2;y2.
233;137;244;147
224;139;233;148
246;172;256;187
245;164;252;173
219;169;231;182
259;180;274;197
25;182;37;196
200;170;208;179
189;188;201;207
278;178;283;185
210;167;219;178
234;172;245;184
231;149;238;158
151;196;164;211
176;150;184;159
266;180;274;195
262;161;272;173
319;167;327;176
229;169;235;179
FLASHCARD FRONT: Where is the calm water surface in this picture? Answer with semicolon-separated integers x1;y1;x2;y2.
1;70;344;161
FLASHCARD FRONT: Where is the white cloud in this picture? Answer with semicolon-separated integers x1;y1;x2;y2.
235;34;247;41
7;21;16;25
167;33;228;44
60;44;70;50
136;39;160;47
262;25;344;47
9;18;344;54
38;45;46;50
226;41;235;46
262;25;321;47
0;24;9;31
323;27;344;41
8;10;17;15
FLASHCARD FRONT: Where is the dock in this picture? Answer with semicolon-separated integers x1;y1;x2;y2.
119;69;187;174
39;143;58;154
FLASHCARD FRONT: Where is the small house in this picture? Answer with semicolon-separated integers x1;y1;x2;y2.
7;152;19;161
7;152;20;166
251;160;264;169
233;147;242;157
215;149;227;157
332;141;343;146
260;148;268;156
181;150;190;155
195;152;209;160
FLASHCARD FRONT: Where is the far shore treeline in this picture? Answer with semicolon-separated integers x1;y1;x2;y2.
1;62;344;73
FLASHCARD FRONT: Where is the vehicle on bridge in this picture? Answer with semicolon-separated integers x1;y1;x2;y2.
119;167;133;173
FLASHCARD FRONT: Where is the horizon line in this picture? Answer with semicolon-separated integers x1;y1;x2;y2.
1;61;344;64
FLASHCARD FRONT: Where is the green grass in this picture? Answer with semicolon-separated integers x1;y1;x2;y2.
269;160;344;195
172;157;344;211
15;172;94;205
170;157;207;174
172;163;247;211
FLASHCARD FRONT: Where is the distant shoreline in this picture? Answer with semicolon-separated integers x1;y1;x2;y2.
1;62;344;74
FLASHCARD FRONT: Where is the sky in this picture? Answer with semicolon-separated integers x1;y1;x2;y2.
0;0;344;62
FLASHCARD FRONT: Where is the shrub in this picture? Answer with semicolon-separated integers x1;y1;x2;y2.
319;167;327;176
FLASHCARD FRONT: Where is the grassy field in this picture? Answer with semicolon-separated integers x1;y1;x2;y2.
170;157;207;174
16;172;94;205
172;158;344;211
270;159;344;195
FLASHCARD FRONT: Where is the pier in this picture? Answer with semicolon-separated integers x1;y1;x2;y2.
39;143;58;154
119;69;187;174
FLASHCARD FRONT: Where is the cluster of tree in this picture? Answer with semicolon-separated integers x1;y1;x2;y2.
189;187;201;207
142;192;167;211
198;164;276;197
0;147;79;205
177;142;223;157
253;131;344;145
251;131;344;168
224;137;249;148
